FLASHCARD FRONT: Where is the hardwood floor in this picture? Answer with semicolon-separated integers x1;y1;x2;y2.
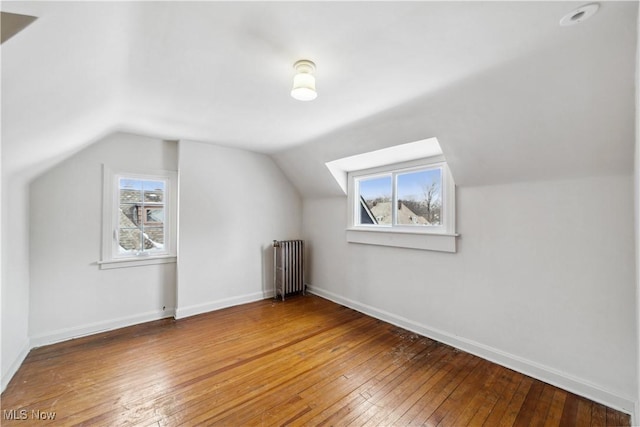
1;295;631;426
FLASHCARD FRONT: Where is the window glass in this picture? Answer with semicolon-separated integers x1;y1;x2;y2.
396;168;442;226
357;175;392;225
120;179;142;203
117;178;166;255
145;207;164;223
346;156;456;251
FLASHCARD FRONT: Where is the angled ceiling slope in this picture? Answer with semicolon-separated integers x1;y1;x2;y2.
1;1;637;187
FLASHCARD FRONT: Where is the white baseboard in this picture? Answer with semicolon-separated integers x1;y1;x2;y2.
30;308;175;349
1;338;31;393
175;290;273;319
307;285;636;417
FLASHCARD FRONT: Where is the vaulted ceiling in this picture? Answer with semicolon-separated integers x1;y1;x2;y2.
1;1;637;188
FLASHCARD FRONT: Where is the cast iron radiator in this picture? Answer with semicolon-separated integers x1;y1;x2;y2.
273;240;305;301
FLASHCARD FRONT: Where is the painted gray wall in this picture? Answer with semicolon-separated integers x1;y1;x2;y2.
28;133;178;345
176;140;302;318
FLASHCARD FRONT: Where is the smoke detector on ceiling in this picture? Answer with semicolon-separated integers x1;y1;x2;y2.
560;3;599;26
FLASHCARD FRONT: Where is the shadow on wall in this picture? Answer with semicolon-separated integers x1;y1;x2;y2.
262;244;274;298
305;241;312;288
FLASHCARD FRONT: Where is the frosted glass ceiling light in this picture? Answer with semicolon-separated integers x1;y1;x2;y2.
291;59;317;101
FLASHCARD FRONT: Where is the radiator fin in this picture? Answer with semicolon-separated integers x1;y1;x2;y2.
273;240;304;301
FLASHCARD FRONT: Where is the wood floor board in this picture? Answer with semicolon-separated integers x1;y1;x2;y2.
344;339;448;426
0;295;630;427
363;344;457;426
445;362;504;427
422;358;496;426
559;393;581;426
591;403;608;427
498;375;535;426
403;353;482;425
285;328;424;425
85;313;375;425
481;370;525;426
467;368;520;426
390;351;476;425
542;390;568;427
65;302;363;424
182;317;381;425
208;326;420;421
608;406;630;427
301;335;439;426
15;304;358;412
284;343;402;425
575;398;593;426
528;384;557;427
513;380;547;426
189;316;381;424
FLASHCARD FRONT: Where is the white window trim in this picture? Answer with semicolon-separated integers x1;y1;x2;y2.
99;165;178;269
346;156;458;253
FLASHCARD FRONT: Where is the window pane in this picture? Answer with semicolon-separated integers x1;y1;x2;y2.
118;228;142;253
143;180;165;191
107;170;175;263
396;168;442;226
144;227;164;250
117;178;167;255
120;178;143;190
119;204;140;226
145;207;164;224
120;178;142;203
143;180;165;203
358;175;392;225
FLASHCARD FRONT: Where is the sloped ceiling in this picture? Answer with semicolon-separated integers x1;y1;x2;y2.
1;1;637;190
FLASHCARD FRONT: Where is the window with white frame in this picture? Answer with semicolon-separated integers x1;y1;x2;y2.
100;167;177;269
356;165;444;227
347;158;457;252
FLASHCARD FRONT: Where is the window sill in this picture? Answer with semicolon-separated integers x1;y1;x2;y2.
98;255;177;270
346;228;458;253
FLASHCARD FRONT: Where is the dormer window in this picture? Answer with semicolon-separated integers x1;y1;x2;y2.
347;158;457;252
355;164;445;230
326;138;458;253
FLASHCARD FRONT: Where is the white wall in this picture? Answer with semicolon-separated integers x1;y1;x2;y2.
176;140;302;318
1;176;31;391
3;133;302;391
304;174;636;413
28;133;178;346
635;5;640;422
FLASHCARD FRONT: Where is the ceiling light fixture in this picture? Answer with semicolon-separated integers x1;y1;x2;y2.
559;3;599;26
291;59;317;101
